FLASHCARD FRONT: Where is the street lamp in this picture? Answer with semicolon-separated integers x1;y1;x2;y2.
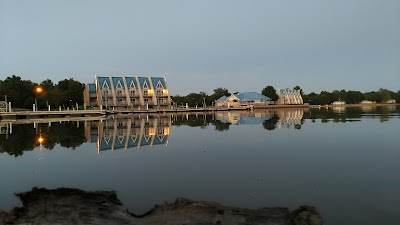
34;86;44;111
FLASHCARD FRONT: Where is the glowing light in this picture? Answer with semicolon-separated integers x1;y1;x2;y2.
35;87;43;93
37;136;45;144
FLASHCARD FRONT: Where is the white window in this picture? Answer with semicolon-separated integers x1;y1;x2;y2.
130;90;135;97
143;90;148;96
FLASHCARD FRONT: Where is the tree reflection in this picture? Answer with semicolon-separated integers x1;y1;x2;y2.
211;120;231;132
0;124;36;156
262;115;279;130
0;122;86;156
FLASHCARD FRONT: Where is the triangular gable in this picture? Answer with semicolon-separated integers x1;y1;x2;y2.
130;136;138;143
142;80;149;89
129;80;136;88
156;80;164;89
117;136;124;144
157;135;165;142
116;80;123;89
227;95;239;101
103;137;111;145
144;136;151;143
102;80;109;89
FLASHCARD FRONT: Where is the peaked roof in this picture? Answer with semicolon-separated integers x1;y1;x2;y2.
216;96;228;101
233;92;271;101
151;77;166;89
88;84;96;93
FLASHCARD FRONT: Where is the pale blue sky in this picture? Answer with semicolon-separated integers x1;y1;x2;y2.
1;0;399;95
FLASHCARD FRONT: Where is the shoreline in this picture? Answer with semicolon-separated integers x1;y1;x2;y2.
0;103;397;121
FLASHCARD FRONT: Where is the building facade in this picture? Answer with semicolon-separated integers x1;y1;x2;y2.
83;75;171;110
215;92;272;108
276;88;303;105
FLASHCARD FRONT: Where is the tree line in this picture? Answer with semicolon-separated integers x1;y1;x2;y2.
1;75;399;109
172;85;400;106
302;88;400;105
0;75;84;109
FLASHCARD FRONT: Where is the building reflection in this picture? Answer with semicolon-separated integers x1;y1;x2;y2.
275;108;306;128
213;109;306;129
85;115;171;153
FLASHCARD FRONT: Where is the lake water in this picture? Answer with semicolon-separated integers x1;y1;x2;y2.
1;106;399;225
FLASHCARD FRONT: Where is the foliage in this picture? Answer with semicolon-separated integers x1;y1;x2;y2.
303;88;397;105
0;75;84;109
261;86;278;101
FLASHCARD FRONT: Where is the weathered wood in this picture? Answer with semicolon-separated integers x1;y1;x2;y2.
0;187;322;225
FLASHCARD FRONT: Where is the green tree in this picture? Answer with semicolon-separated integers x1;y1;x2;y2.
56;78;84;107
210;87;230;102
261;86;278;101
377;88;392;103
365;91;379;102
0;75;35;108
293;85;303;95
396;90;400;102
346;91;364;104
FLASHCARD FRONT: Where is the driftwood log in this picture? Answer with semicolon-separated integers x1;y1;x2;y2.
0;187;322;225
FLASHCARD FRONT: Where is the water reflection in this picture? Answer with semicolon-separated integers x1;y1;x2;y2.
85;115;171;152
0;106;398;157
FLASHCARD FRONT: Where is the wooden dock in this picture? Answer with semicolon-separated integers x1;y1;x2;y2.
0;110;107;120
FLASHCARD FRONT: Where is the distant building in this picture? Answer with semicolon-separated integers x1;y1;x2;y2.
276;88;303;105
361;100;375;104
215;92;272;108
386;99;396;104
332;101;346;105
83;75;171;110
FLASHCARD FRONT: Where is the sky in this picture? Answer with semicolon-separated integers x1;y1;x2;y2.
1;0;399;95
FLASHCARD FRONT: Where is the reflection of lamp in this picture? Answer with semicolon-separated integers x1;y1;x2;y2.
37;136;45;144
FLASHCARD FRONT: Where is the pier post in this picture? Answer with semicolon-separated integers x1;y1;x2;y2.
48;105;51;111
8;102;11;112
33;104;36;111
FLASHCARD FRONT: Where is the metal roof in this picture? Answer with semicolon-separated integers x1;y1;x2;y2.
88;84;96;93
234;92;271;101
216;96;228;101
151;77;166;89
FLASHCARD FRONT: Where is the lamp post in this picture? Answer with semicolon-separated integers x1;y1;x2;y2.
34;86;43;111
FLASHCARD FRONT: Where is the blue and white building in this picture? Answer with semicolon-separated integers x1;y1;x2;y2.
215;92;272;108
84;75;171;109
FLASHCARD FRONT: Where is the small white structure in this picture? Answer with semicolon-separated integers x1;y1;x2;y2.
332;101;346;105
361;100;375;104
276;88;303;105
386;99;396;104
215;92;272;108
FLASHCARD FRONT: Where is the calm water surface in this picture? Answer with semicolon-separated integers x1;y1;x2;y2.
0;106;399;225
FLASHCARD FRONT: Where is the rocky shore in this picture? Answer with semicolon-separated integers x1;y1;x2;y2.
0;187;322;225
